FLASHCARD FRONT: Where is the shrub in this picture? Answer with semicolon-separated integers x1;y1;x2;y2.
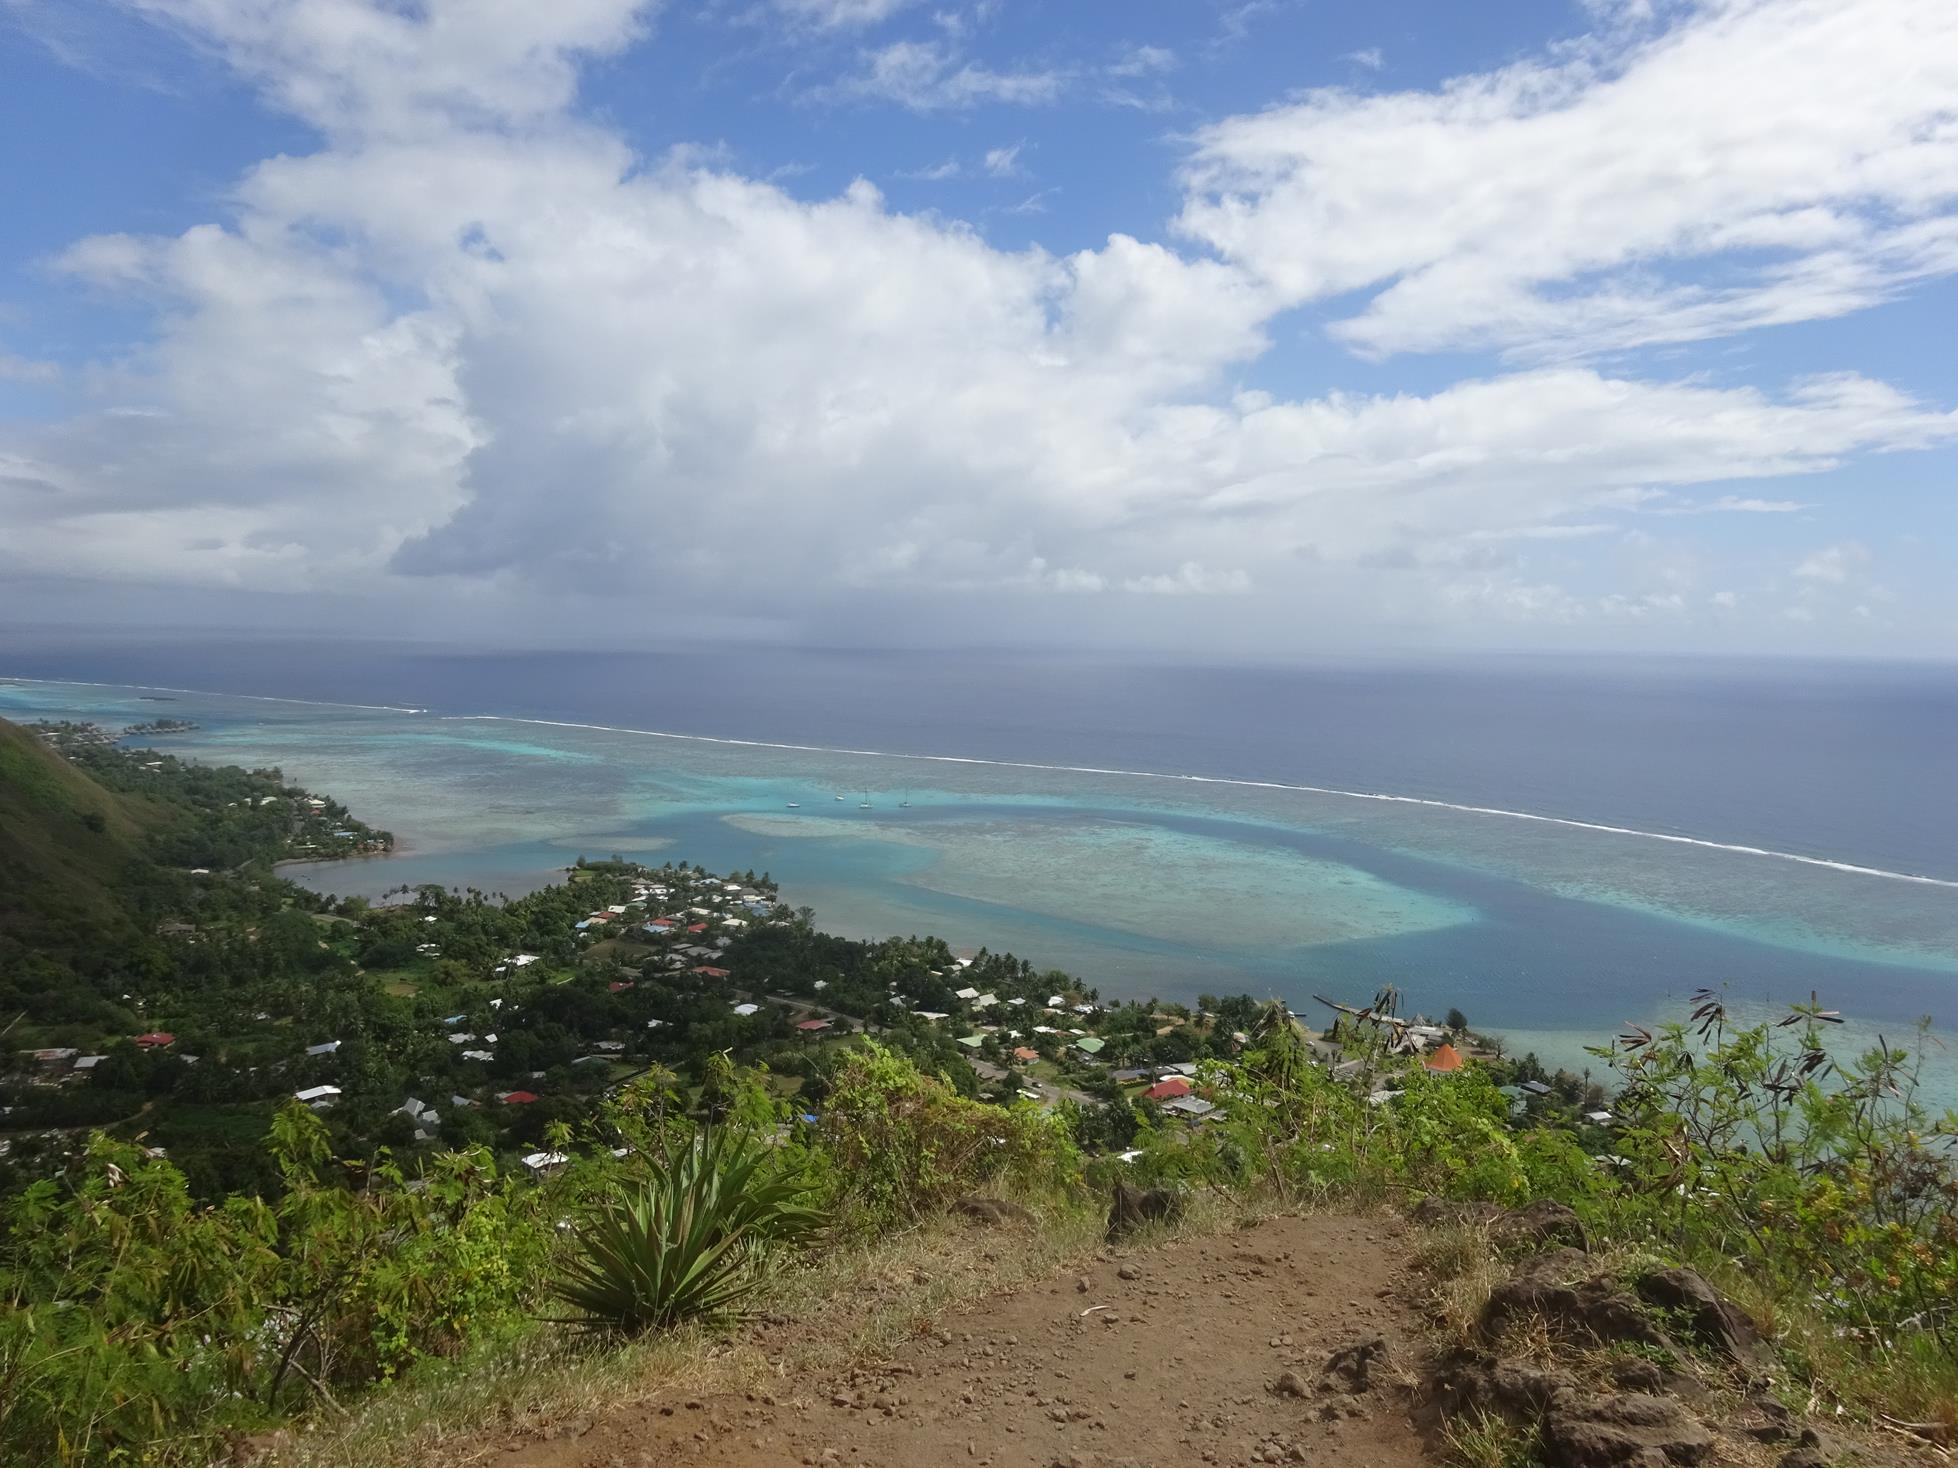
815;1041;1083;1233
550;1126;825;1333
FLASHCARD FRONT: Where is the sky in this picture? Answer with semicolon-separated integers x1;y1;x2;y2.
1;0;1955;659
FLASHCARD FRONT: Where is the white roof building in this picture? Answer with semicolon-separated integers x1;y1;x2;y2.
294;1084;341;1106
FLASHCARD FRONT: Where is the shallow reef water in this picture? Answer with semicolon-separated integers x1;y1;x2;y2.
5;676;1954;1094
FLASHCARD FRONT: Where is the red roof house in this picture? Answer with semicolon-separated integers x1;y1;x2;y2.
692;965;731;979
132;1032;176;1049
608;981;635;992
797;1018;833;1033
1423;1043;1465;1073
1142;1077;1193;1103
499;1090;540;1106
687;923;708;933
1012;1046;1040;1062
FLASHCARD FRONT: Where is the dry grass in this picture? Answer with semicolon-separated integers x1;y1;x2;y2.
266;1191;1262;1468
1409;1221;1505;1349
1443;1408;1540;1468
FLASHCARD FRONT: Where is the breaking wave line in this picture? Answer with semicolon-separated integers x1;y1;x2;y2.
6;673;1949;891
2;675;429;716
447;714;1958;892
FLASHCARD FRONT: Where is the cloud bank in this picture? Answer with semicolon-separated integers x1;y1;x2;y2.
2;0;1955;653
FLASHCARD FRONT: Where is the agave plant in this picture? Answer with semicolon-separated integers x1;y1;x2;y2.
550;1126;826;1333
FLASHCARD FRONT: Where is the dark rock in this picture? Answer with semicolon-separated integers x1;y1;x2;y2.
1322;1337;1387;1393
952;1196;1035;1226
1496;1200;1589;1252
1411;1198;1588;1251
1483;1252;1670;1350
1607;1359;1666;1393
1412;1198;1507;1230
1117;1262;1143;1281
1271;1371;1311;1399
1635;1267;1768;1364
1542;1391;1714;1468
1740;1396;1796;1443
1107;1182;1182;1240
1776;1428;1846;1468
1430;1356;1576;1417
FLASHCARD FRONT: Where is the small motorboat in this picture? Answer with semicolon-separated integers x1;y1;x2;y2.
786;802;800;809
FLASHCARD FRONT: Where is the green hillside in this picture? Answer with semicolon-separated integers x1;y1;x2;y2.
0;716;156;960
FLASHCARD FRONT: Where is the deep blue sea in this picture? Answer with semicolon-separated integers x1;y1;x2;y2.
4;635;1955;1090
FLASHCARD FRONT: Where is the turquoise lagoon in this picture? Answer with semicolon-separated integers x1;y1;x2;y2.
4;677;1955;1090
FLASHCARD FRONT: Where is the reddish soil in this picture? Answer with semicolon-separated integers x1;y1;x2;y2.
502;1212;1432;1468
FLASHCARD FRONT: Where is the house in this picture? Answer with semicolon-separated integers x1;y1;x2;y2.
693;965;731;979
28;1048;78;1067
1163;1095;1216;1120
954;986;981;1001
1047;994;1066;1008
916;1011;950;1022
509;954;541;968
1074;1037;1106;1056
498;1090;540;1105
1585;1110;1615;1125
72;1055;107;1072
1423;1043;1465;1074
797;1019;832;1033
1164;1061;1199;1077
1519;1080;1553;1097
294;1084;341;1108
1110;1067;1151;1083
971;993;998;1010
461;1049;493;1062
609;980;635;993
304;1040;341;1057
449;1094;475;1109
732;1003;760;1016
132;1032;175;1049
954;1035;985;1050
521;1151;568;1175
1143;1077;1192;1103
1012;1046;1039;1062
687;923;708;934
393;1097;440;1126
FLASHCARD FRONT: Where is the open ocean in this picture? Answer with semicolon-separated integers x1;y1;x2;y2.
4;637;1955;1092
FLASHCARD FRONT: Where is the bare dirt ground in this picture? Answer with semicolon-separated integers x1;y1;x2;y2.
498;1211;1431;1468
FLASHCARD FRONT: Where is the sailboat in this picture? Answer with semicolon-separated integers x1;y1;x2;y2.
859;790;872;809
786;802;799;809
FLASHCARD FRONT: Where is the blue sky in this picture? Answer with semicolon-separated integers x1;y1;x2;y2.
1;0;1955;656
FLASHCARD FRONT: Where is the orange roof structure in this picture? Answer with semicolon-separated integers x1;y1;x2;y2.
1423;1043;1465;1073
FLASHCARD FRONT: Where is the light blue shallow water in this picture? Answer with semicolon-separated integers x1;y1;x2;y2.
3;666;1954;1097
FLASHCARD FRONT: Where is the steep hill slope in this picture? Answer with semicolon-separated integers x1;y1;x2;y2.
0;715;157;958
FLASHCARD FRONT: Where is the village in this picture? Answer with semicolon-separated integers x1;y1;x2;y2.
4;717;1610;1195
6;840;1611;1192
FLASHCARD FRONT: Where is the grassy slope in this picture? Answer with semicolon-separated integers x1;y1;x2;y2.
0;716;157;954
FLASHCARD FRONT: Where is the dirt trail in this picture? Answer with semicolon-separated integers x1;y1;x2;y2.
503;1212;1432;1468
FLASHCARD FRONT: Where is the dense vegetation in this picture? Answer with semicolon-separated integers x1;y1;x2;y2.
3;717;1954;1463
